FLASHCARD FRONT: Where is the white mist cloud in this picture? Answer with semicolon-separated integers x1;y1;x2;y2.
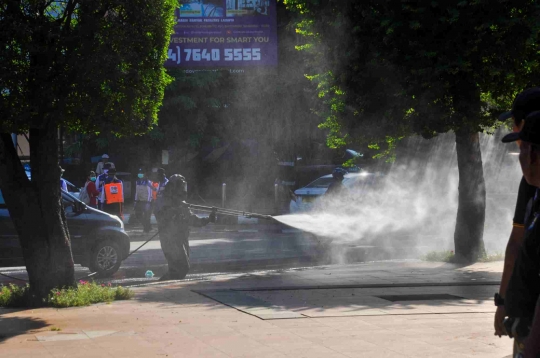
275;130;522;256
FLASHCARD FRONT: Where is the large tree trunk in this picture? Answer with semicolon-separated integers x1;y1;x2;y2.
0;122;75;306
453;128;486;263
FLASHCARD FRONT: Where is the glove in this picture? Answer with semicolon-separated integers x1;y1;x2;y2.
209;209;216;223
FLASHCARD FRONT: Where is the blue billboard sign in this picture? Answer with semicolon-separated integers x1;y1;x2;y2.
165;0;278;69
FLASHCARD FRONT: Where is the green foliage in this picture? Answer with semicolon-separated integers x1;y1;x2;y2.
0;281;133;308
0;0;177;136
284;0;540;151
0;284;30;308
48;281;134;308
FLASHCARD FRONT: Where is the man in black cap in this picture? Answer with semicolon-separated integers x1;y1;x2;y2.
494;88;540;339
501;110;540;357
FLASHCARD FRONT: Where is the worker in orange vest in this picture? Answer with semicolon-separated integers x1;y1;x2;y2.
99;167;124;219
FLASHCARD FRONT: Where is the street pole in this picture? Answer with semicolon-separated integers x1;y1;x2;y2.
222;183;226;208
274;183;278;214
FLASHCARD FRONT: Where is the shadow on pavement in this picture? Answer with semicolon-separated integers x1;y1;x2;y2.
130;262;501;319
0;314;48;342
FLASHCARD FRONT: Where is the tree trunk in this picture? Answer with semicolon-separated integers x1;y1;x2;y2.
453;128;486;263
0;123;75;306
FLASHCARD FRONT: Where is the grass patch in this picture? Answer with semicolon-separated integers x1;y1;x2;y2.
50;327;61;331
478;252;505;262
421;250;505;263
0;281;134;308
421;250;455;262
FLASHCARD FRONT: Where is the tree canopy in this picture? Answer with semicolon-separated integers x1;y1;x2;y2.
284;0;540;150
284;0;540;262
0;0;176;303
0;0;176;135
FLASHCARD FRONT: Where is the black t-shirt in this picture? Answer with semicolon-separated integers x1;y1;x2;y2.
513;177;537;225
506;191;540;318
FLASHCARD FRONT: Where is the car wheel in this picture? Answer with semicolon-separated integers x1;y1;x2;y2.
89;240;122;277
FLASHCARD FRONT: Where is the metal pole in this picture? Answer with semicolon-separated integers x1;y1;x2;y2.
222;183;226;208
274;183;278;213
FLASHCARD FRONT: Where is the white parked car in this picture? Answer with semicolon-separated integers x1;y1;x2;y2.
292;172;380;212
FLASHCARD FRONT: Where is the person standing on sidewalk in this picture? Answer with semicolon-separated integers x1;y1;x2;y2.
501;110;540;357
156;174;215;281
84;171;100;209
95;154;115;175
152;168;168;219
95;163;112;210
133;168;156;233
494;88;540;340
325;168;347;197
100;167;124;219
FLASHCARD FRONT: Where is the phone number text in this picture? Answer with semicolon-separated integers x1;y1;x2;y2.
167;47;262;63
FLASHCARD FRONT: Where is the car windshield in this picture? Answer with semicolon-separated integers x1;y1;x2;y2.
304;177;334;188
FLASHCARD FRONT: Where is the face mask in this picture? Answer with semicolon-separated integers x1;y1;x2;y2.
90;177;96;182
103;169;109;174
138;174;144;179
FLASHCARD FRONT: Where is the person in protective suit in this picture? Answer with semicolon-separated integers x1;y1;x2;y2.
156;174;216;281
325;168;347;197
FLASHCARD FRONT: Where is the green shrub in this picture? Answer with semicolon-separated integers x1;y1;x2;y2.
0;284;31;308
48;281;134;308
0;281;133;308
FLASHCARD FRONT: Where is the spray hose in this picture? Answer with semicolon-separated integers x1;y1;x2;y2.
0;203;272;284
0;230;162;284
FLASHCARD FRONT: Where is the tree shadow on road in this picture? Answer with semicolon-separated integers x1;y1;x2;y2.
130;261;501;319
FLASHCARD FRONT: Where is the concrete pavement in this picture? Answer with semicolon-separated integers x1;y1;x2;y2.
0;260;512;357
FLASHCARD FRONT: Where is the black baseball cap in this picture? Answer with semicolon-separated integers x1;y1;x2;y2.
502;111;540;145
499;87;540;122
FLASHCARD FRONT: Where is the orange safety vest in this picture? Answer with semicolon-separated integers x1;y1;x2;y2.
152;182;159;201
104;182;124;204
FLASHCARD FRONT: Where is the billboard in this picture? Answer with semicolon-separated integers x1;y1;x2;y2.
165;0;278;70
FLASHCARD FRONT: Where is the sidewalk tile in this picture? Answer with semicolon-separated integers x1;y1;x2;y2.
283;346;350;358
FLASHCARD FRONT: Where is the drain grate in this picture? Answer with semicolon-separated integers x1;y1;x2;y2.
376;294;465;302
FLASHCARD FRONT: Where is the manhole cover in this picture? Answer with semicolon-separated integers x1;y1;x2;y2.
376;294;465;302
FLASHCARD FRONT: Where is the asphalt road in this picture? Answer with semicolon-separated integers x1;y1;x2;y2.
0;224;327;286
0;221;437;287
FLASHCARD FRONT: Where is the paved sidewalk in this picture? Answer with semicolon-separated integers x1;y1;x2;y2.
0;261;512;357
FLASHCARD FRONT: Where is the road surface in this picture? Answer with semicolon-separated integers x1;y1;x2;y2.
0;223;437;286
